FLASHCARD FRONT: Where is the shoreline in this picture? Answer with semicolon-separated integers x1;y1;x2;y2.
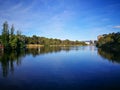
26;44;88;48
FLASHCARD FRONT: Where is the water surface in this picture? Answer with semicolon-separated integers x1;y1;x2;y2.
0;46;120;90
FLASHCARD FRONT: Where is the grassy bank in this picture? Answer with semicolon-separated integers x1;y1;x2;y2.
26;44;44;48
26;44;86;48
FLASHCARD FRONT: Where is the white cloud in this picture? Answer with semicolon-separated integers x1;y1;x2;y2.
113;25;120;29
0;0;70;31
37;9;74;37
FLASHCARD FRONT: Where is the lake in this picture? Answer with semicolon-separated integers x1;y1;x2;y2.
0;46;120;90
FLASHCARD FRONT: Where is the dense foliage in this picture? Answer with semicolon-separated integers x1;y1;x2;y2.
0;22;87;50
96;32;120;52
25;35;87;46
0;21;25;50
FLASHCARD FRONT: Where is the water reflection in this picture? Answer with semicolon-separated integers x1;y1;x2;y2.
26;46;71;57
0;46;79;77
98;48;120;63
0;50;26;77
0;46;102;77
0;46;120;90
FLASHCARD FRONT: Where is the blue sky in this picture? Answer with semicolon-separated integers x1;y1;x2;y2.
0;0;120;40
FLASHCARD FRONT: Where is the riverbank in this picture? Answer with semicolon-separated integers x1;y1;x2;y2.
26;44;87;48
26;44;44;48
96;32;120;53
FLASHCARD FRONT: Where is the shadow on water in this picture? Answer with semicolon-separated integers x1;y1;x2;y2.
0;46;80;77
98;48;120;63
0;49;26;77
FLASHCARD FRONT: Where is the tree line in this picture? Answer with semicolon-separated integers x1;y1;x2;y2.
0;21;25;50
96;32;120;52
0;21;87;50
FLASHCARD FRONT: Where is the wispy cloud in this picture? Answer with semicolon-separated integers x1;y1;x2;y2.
0;0;70;30
35;9;75;39
113;25;120;29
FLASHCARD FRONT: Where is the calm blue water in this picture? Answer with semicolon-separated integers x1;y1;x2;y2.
0;46;120;90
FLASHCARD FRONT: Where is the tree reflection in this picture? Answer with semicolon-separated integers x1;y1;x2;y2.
24;46;78;57
0;46;77;77
98;48;120;63
0;49;26;77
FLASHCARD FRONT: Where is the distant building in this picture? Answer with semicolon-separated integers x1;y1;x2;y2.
84;40;96;45
84;41;90;45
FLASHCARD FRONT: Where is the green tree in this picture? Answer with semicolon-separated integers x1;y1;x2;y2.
9;25;15;49
16;30;25;49
97;32;120;52
10;24;14;35
1;21;9;49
